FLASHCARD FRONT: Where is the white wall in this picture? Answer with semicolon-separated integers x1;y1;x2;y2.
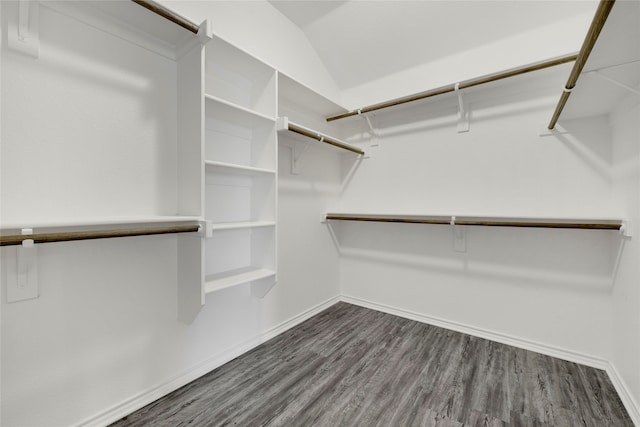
611;94;640;418
334;71;618;363
1;2;342;426
159;0;342;105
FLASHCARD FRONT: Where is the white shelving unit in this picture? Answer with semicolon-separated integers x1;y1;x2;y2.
4;2;370;320
202;37;278;298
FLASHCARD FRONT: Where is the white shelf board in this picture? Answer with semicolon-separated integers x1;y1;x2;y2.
278;72;345;117
204;267;276;294
562;0;640;120
0;216;202;231
209;221;276;231
205;94;276;125
205;160;276;176
42;1;197;61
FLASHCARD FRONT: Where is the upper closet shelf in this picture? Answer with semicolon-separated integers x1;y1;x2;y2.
21;0;208;61
277;117;365;156
549;0;640;125
278;72;345;118
324;213;629;235
0;216;201;231
325;54;577;123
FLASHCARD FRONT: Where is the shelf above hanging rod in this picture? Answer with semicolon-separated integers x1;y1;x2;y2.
325;213;627;233
277;117;365;156
0;223;201;246
548;0;616;129
131;0;200;34
325;53;577;123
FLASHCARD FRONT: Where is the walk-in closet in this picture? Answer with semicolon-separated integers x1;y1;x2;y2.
1;0;639;425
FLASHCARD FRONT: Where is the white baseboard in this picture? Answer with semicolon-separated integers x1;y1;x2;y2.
340;295;609;369
77;295;340;427
341;295;640;426
607;362;640;426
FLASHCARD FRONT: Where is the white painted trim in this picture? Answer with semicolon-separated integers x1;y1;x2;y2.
340;295;609;370
607;362;640;426
76;295;340;427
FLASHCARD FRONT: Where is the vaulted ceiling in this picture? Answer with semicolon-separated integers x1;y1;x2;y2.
269;1;598;91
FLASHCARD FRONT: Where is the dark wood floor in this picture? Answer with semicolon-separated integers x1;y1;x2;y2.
112;302;633;426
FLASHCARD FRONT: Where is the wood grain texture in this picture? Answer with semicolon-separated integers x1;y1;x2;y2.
111;303;633;426
0;225;200;246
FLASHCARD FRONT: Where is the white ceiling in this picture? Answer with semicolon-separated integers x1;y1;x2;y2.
269;1;598;91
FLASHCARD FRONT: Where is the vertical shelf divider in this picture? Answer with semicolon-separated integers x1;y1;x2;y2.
177;31;207;323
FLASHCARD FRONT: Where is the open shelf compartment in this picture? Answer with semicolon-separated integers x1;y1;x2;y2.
204;170;276;224
205;37;276;118
205;96;276;170
204;226;276;294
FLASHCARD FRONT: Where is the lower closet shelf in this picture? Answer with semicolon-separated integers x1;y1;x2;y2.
204;267;276;294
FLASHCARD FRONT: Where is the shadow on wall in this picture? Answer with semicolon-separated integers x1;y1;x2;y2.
553;117;613;183
328;220;623;293
3;2;179;217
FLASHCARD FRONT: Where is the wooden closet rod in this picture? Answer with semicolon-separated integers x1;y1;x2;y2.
287;122;365;155
325;214;622;231
131;0;200;34
0;225;200;247
326;53;578;122
548;0;616;129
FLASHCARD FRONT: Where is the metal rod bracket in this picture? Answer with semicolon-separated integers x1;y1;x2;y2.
450;216;467;252
291;140;311;175
454;83;470;133
7;229;39;303
357;109;378;138
620;220;632;237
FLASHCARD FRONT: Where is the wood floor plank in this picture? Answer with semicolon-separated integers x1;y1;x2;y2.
111;302;634;427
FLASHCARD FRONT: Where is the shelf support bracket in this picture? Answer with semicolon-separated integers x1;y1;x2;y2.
291;140;311;175
357;109;378;138
454;83;470;133
620;220;632;237
8;0;40;58
7;229;39;303
450;216;467;252
357;110;379;156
